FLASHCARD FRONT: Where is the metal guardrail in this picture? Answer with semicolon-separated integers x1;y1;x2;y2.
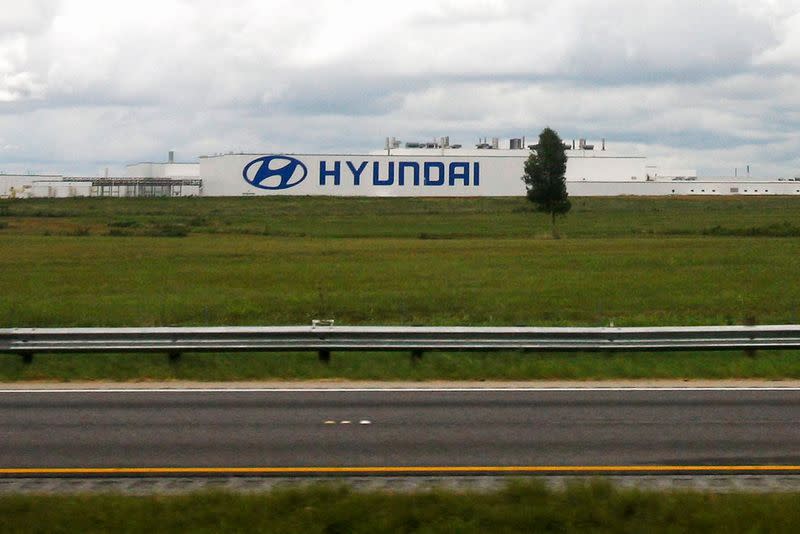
2;325;800;362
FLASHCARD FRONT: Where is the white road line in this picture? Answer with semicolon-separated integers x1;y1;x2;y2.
2;387;800;393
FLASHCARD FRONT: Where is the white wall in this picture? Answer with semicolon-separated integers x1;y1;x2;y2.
200;151;649;197
383;148;648;182
568;180;800;196
565;155;646;182
126;162;199;178
30;181;93;198
1;174;62;198
201;153;513;197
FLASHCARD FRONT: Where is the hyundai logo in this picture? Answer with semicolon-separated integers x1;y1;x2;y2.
243;155;308;190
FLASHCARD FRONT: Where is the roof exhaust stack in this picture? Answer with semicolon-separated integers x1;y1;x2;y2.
168;150;175;164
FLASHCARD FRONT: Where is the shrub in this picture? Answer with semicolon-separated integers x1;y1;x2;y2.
108;220;140;228
69;226;91;236
145;223;189;237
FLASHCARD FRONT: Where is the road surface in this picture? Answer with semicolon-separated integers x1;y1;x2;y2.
2;386;800;475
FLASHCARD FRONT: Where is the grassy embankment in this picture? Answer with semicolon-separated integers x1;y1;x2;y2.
2;481;800;533
2;196;800;381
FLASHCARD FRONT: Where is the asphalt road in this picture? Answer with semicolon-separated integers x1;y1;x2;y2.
2;387;800;474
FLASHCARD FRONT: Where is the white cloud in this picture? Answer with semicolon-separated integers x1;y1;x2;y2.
0;0;59;33
0;0;799;177
754;10;800;69
0;34;44;102
0;1;56;102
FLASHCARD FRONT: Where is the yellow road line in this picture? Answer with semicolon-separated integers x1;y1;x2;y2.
3;465;800;475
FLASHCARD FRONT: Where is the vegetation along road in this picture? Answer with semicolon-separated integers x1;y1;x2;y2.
2;196;800;380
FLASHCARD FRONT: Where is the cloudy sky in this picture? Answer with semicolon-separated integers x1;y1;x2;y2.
1;0;799;177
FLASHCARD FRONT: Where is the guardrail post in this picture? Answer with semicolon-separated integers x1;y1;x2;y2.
20;353;33;365
318;350;331;364
744;316;758;358
411;350;424;364
168;351;181;363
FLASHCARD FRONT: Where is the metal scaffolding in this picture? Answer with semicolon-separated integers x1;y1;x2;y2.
65;177;203;197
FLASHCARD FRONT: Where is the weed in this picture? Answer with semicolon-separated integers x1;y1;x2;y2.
107;228;132;237
68;226;90;236
144;223;188;237
702;222;800;237
2;481;800;532
108;220;140;228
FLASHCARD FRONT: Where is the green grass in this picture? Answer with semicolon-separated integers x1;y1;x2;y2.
4;195;800;239
3;481;800;533
2;196;800;380
2;350;800;382
1;234;798;327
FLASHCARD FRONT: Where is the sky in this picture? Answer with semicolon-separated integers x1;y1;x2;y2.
1;0;799;177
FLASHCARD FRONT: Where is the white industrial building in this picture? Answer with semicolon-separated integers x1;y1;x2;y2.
0;171;200;199
125;150;201;181
0;152;201;199
3;139;800;199
0;174;93;199
199;137;800;197
201;145;649;197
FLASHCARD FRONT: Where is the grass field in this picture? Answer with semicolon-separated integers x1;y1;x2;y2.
4;195;800;239
2;234;799;327
2;196;800;380
2;350;800;382
2;481;800;533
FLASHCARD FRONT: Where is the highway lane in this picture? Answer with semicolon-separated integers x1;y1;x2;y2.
2;388;800;474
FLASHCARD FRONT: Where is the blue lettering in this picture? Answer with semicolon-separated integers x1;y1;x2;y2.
424;162;445;186
320;159;479;188
319;161;341;186
399;162;419;186
346;161;368;186
449;162;470;186
373;161;394;186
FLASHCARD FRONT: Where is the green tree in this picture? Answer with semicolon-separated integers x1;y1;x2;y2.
522;127;571;236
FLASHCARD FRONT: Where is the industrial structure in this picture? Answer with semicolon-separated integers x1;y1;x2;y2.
0;150;201;199
3;138;800;198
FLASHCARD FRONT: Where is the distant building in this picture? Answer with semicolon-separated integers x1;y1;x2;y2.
4;140;800;198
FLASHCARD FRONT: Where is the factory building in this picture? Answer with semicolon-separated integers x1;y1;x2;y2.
0;151;201;199
118;150;201;197
200;141;650;197
3;139;800;199
0;174;93;199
